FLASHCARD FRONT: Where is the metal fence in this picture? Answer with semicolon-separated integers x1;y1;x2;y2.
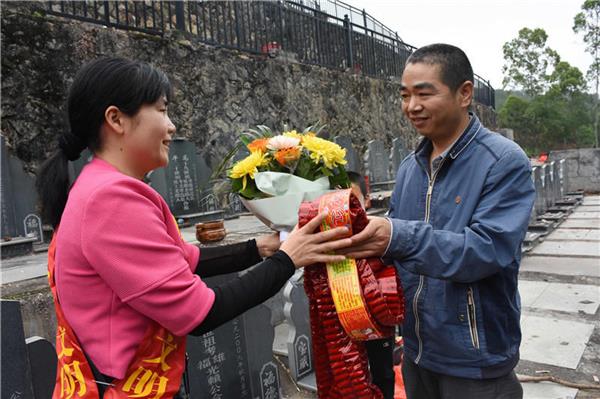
45;0;495;108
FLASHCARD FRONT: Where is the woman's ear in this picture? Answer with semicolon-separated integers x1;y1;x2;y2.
104;106;125;136
458;81;474;108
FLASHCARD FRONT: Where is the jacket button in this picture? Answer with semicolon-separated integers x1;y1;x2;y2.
459;314;465;322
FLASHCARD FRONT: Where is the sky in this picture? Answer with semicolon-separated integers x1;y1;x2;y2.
344;0;593;91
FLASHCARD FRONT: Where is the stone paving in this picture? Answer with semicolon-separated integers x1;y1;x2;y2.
517;195;600;399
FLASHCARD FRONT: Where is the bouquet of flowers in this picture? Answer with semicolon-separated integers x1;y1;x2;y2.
226;125;351;232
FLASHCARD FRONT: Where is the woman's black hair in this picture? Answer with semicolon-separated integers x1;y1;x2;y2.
36;57;172;227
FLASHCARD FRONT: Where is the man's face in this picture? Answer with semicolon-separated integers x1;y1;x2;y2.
400;62;466;140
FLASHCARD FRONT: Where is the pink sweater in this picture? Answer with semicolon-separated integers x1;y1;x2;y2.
55;157;215;379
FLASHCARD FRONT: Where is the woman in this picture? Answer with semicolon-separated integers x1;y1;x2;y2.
36;57;350;398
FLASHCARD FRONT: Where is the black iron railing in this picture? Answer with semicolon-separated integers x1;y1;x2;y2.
45;0;495;108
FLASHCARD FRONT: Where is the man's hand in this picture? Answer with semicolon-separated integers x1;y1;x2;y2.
256;232;281;258
338;216;391;259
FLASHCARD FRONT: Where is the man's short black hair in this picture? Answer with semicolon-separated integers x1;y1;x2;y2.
406;43;474;92
347;171;367;197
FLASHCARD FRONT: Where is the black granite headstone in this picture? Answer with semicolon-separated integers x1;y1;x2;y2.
283;271;313;380
365;140;390;183
1;135;41;239
26;336;57;399
243;304;281;399
1;300;34;399
334;136;361;173
186;274;252;399
68;149;93;182
391;138;409;177
23;214;44;244
187;318;252;399
1;135;18;238
196;153;213;192
147;167;169;200
165;139;202;215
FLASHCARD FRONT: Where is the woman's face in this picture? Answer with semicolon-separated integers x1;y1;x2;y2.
122;96;176;175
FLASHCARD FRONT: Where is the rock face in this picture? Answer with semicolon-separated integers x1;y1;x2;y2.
1;2;496;174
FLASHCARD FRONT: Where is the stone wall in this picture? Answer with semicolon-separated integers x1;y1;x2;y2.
1;2;496;175
550;148;600;193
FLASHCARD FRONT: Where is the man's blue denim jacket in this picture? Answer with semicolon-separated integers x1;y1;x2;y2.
384;114;535;379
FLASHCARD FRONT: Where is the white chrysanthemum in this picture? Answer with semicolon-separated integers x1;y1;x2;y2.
267;135;301;150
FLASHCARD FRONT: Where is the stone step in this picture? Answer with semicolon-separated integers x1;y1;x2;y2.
0;237;37;259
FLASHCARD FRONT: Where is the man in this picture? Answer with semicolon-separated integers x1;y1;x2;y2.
348;171;396;399
341;44;534;399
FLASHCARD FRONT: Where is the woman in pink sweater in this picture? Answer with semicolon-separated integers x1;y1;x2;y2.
36;57;350;399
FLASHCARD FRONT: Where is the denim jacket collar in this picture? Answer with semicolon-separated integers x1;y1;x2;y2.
414;112;482;173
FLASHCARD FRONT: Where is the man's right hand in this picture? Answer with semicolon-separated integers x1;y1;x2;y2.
337;216;392;259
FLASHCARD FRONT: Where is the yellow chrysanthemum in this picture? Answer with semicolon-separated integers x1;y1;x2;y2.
282;130;302;140
283;130;316;144
302;135;347;169
229;151;270;190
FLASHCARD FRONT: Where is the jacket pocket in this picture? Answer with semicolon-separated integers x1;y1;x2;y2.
467;286;480;350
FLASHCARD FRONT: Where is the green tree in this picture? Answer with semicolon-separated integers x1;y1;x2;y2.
573;0;600;147
502;28;560;97
499;62;593;152
548;61;587;97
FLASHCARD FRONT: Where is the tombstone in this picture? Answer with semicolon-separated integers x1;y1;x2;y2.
165;139;202;215
532;166;545;217
1;300;34;399
390;138;410;178
187;274;279;399
554;159;563;200
68;148;93;182
23;214;43;244
187;317;252;399
1;135;41;240
147;167;169;200
283;271;314;382
558;159;567;197
334;136;361;173
538;164;548;214
258;361;280;399
244;304;281;399
1;135;18;238
529;167;538;225
196;152;213;193
26;336;57;399
545;162;556;209
365;139;391;185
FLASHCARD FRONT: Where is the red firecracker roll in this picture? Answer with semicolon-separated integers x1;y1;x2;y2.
298;189;405;399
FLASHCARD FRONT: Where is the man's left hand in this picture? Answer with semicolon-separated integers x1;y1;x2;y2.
338;216;391;259
256;232;281;258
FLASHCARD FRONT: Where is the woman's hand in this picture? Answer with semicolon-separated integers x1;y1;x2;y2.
256;232;281;258
280;212;352;268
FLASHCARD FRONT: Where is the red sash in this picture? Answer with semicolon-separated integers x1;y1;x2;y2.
48;234;186;399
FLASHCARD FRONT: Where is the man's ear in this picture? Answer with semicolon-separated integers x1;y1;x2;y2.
104;106;125;136
458;81;474;108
